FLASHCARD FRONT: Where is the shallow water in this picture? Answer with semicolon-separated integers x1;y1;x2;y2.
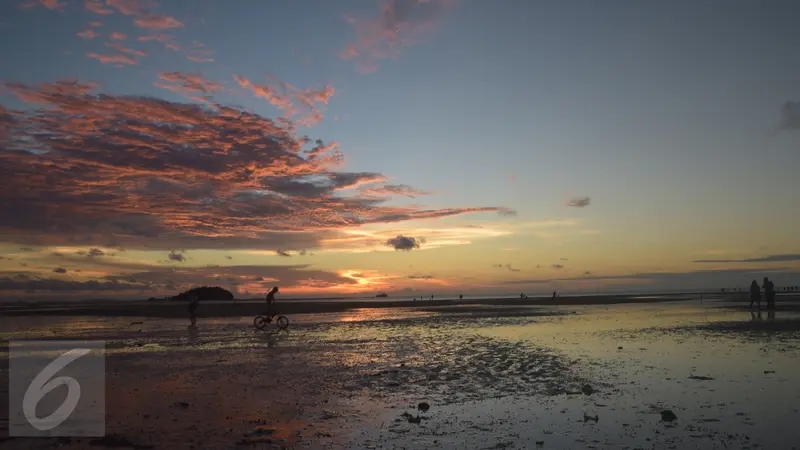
1;301;799;449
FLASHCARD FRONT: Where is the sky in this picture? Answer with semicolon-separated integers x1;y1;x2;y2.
1;0;799;300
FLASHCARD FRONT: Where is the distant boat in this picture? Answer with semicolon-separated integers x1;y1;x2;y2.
376;292;388;298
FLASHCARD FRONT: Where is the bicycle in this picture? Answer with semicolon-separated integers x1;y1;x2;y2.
253;312;289;330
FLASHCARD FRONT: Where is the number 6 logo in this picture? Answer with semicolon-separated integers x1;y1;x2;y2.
22;348;91;431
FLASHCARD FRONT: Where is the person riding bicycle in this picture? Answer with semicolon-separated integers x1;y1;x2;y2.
265;286;279;317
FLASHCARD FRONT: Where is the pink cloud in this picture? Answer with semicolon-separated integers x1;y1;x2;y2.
340;0;454;73
77;29;98;40
85;0;114;15
138;33;180;51
110;32;127;40
89;21;104;27
134;14;183;30
86;52;138;65
105;42;147;57
22;0;65;10
154;72;221;102
233;74;335;126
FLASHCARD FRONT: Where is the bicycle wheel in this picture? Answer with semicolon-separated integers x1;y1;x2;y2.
276;316;289;330
254;315;268;330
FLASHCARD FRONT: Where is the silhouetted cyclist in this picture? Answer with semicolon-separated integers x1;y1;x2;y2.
265;286;279;317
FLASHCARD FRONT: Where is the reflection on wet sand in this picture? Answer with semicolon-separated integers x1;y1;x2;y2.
0;301;798;449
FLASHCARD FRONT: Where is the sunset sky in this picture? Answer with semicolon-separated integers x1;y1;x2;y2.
1;0;799;300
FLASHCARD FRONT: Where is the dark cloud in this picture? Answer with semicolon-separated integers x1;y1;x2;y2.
584;271;592;275
408;275;433;279
276;250;292;257
52;252;64;257
493;263;520;272
226;255;233;260
0;81;509;252
694;254;800;263
502;268;800;290
566;197;591;208
87;248;105;257
386;235;422;251
19;247;36;252
0;277;141;292
53;267;67;273
552;264;564;269
167;250;186;262
779;101;800;130
497;208;518;217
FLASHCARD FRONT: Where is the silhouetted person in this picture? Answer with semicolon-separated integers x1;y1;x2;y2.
763;277;775;309
552;290;557;300
750;310;763;321
459;294;463;300
749;280;761;309
266;286;279;316
188;294;199;325
768;309;776;320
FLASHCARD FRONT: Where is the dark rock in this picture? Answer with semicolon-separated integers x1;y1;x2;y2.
688;375;714;381
764;370;775;374
173;401;190;408
130;321;143;325
581;384;594;395
661;410;678;422
171;286;234;302
418;402;430;413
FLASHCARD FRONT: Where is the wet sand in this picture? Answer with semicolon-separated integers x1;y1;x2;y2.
2;301;799;449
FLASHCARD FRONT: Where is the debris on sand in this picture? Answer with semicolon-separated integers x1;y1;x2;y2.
583;413;599;423
237;426;277;445
688;375;715;381
172;401;190;408
130;321;144;325
764;370;775;374
535;440;545;447
661;410;678;422
417;402;430;413
90;434;154;448
581;384;595;395
401;412;422;424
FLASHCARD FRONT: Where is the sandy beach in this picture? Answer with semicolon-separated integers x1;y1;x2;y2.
2;297;800;449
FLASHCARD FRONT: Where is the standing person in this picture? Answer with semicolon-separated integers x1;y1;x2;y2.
749;280;761;309
552;290;557;301
763;277;775;309
188;294;199;326
266;286;279;317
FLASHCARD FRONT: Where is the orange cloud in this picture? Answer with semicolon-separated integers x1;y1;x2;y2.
86;52;138;65
85;0;114;15
110;32;127;40
0;80;510;253
233;74;334;126
340;0;454;73
154;72;222;102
